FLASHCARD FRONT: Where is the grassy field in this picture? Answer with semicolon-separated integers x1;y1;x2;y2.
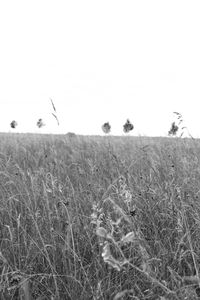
0;133;200;299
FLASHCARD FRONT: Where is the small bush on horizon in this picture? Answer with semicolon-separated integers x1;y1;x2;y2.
123;119;134;133
168;112;194;139
102;122;111;134
10;120;18;129
36;118;45;128
168;121;179;136
66;132;76;138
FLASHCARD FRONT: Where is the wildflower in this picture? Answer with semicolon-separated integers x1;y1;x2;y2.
118;177;134;209
102;242;128;271
96;227;108;238
121;232;135;244
91;203;104;228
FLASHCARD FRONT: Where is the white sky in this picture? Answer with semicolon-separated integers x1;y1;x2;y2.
0;0;200;136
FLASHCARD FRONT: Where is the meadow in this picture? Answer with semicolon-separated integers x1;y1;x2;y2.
0;132;200;299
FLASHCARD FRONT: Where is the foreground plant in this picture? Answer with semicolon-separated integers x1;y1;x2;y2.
91;176;178;299
91;170;200;299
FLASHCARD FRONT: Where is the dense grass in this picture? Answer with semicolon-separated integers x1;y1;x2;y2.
0;133;200;299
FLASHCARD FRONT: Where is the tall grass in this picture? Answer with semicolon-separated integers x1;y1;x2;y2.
0;133;200;299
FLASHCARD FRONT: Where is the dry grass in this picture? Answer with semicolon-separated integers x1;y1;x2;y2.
0;133;200;299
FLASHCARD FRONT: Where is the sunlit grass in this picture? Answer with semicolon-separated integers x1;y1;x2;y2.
0;133;200;299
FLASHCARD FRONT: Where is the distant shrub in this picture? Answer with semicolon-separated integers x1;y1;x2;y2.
172;111;194;138
37;118;45;128
102;122;111;134
168;121;179;136
123;119;134;133
66;132;76;138
10;120;18;129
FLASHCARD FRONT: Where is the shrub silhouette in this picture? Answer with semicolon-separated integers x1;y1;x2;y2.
102;122;111;134
123;119;134;133
168;122;179;136
10;120;18;129
37;118;45;128
66;132;76;138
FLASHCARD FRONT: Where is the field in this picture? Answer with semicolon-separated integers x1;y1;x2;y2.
0;133;200;299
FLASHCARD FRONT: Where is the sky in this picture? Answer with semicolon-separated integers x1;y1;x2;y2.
0;0;200;136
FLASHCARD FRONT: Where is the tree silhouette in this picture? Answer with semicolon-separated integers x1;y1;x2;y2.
10;120;18;129
123;119;134;133
37;118;45;128
102;122;111;134
168;122;179;136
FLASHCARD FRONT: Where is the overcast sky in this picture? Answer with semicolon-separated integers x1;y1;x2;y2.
0;0;200;136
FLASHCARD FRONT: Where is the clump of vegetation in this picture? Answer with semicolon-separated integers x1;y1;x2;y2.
10;120;18;129
36;118;45;128
66;132;76;138
123;119;134;133
168;121;179;136
102;122;111;134
169;112;194;139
